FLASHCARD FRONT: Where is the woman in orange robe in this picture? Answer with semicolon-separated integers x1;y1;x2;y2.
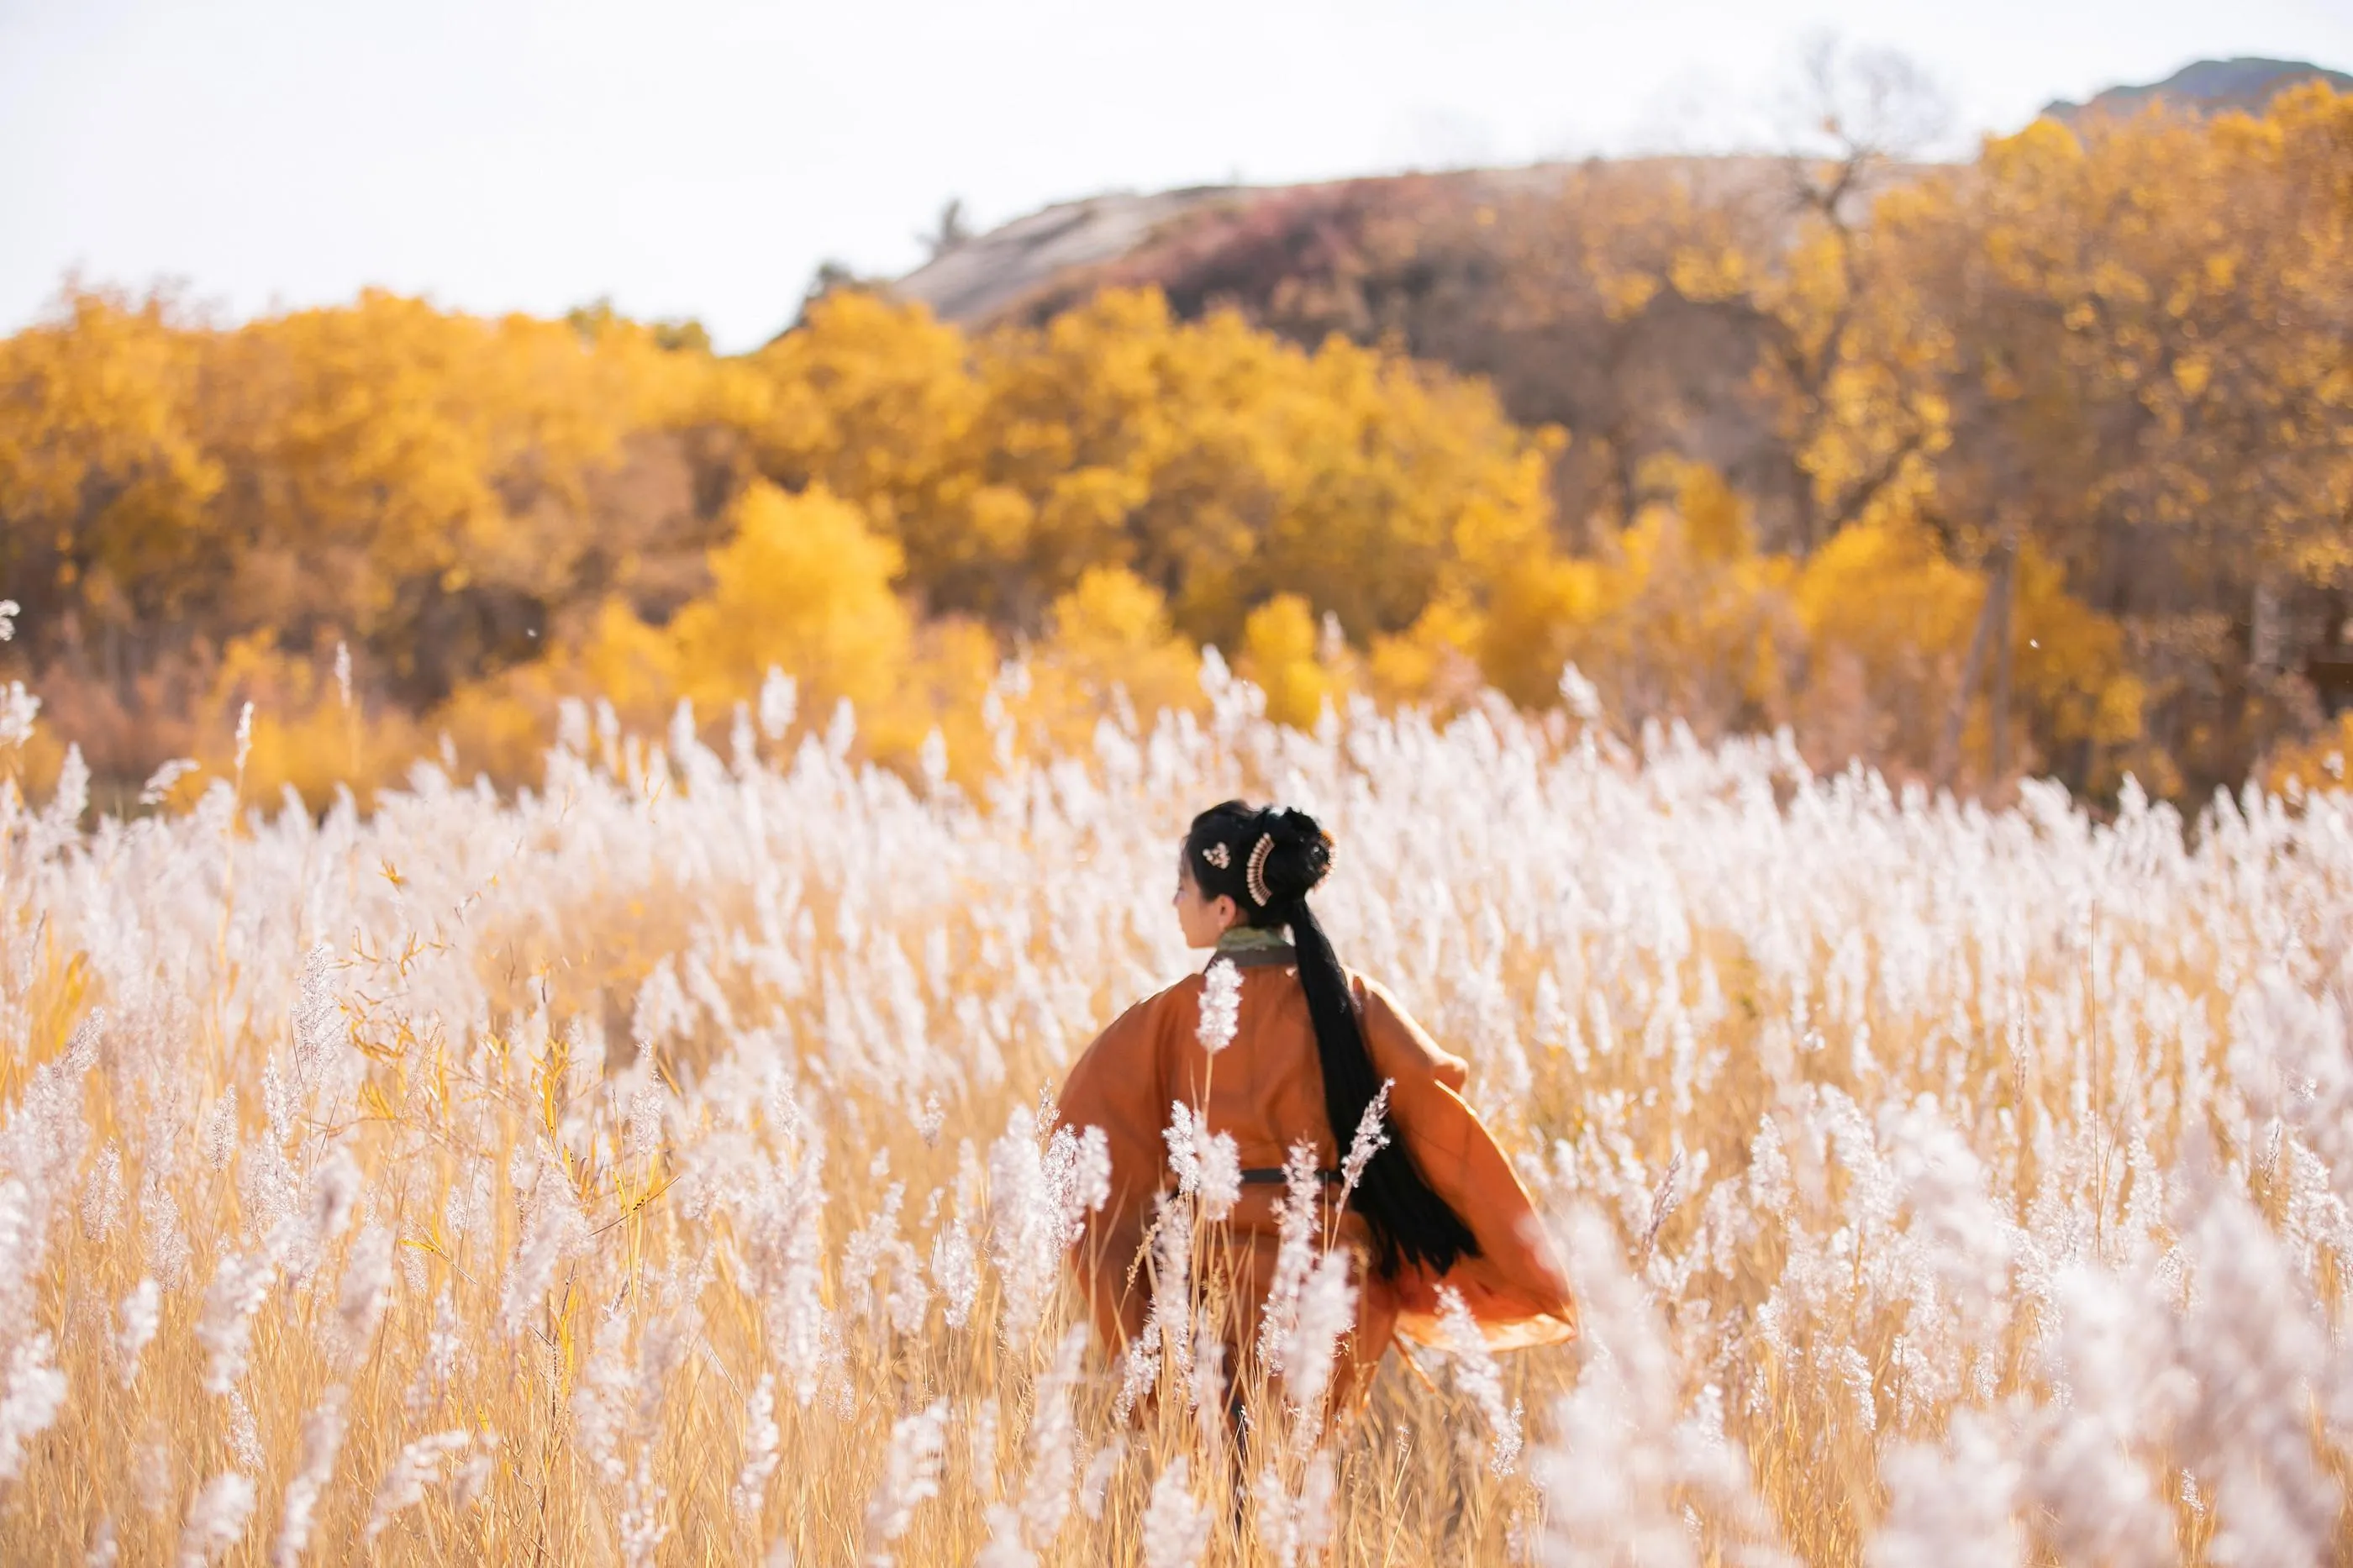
1055;801;1577;1412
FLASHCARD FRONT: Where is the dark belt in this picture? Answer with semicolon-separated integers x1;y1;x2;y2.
1238;1166;1342;1186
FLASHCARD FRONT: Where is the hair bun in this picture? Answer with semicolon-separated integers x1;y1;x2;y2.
1256;806;1334;900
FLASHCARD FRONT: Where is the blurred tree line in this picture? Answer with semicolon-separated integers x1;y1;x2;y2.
0;83;2347;810
1034;76;2353;801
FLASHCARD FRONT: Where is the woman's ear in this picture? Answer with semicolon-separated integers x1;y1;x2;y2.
1212;894;1241;933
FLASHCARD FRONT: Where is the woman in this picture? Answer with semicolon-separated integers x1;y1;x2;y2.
1055;800;1576;1414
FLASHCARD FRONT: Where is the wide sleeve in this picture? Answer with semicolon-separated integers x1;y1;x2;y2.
1054;988;1174;1352
1357;976;1578;1351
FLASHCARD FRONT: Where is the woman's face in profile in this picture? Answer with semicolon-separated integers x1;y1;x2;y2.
1174;850;1240;949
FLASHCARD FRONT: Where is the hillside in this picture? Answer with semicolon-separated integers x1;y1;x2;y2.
884;72;2353;802
896;153;1914;558
2045;56;2353;122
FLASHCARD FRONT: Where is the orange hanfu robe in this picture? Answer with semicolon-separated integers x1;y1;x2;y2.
1055;949;1577;1399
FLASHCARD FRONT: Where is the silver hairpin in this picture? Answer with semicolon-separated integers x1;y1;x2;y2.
1245;834;1275;906
1203;843;1230;870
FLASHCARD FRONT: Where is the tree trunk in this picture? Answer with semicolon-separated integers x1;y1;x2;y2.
1988;544;2016;786
1937;532;2017;789
1938;570;1996;787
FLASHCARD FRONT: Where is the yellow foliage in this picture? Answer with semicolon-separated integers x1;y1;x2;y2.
667;481;912;716
1640;453;1752;562
2268;711;2353;797
1238;593;1350;729
1033;566;1202;723
0;289;221;624
1368;594;1488;712
741;288;1559;650
1484;498;1798;735
1792;517;1984;766
13;75;2348;812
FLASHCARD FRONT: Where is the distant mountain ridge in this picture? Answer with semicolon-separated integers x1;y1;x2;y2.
894;59;2350;333
879;55;2349;577
2043;56;2351;123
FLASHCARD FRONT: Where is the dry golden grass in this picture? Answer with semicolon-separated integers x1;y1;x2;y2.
2;690;2349;1565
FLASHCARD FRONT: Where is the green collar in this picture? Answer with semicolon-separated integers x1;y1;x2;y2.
1213;925;1295;969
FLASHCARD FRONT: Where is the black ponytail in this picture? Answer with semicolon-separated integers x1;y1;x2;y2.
1185;801;1481;1278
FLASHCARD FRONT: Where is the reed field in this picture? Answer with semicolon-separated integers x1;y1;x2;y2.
1;662;2350;1566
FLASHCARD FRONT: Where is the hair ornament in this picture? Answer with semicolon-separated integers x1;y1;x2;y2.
1245;833;1276;907
1203;842;1230;871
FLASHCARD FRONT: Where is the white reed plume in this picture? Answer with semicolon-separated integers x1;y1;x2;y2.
741;1132;829;1404
1296;1453;1338;1559
861;1399;949;1567
177;1473;257;1567
273;1144;361;1287
452;1435;497;1513
1434;1284;1523;1476
200;1089;238;1173
1113;1335;1160;1429
0;1185;38;1354
1256;1140;1323;1374
404;1286;468;1418
618;1452;667;1568
364;1431;474;1544
270;1385;348;1568
0;681;38;748
1866;1409;2023;1568
733;1373;781;1518
1165;1103;1240;1223
2019;1262;2182;1568
1280;1249;1356;1453
133;1437;175;1518
225;1389;264;1475
1250;1448;1338;1568
1196;959;1242;1055
81;1144;124;1241
1139;1457;1210;1568
2170;1161;2343;1562
333;1223;394;1365
842;1181;927;1334
758;667;797;739
1528;1208;1788;1567
0;1333;67;1483
287;943;343;1096
139;759;198;808
966;1396;1002;1500
139;1173;191;1291
1339;1080;1392;1198
1078;1437;1126;1523
929;1213;979;1330
992;1326;1088;1555
497;1165;586;1343
1164;1104;1201;1197
572;1311;636;1489
989;1112;1108;1349
1188;1313;1228;1474
197;1248;276;1395
114;1279;161;1389
1148;1200;1194;1383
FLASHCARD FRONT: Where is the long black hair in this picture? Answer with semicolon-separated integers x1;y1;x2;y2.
1185;800;1481;1278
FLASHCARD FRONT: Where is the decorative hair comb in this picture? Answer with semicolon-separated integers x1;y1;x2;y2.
1245;834;1275;906
1203;843;1230;870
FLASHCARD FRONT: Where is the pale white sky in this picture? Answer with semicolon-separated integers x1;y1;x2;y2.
5;0;2350;350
